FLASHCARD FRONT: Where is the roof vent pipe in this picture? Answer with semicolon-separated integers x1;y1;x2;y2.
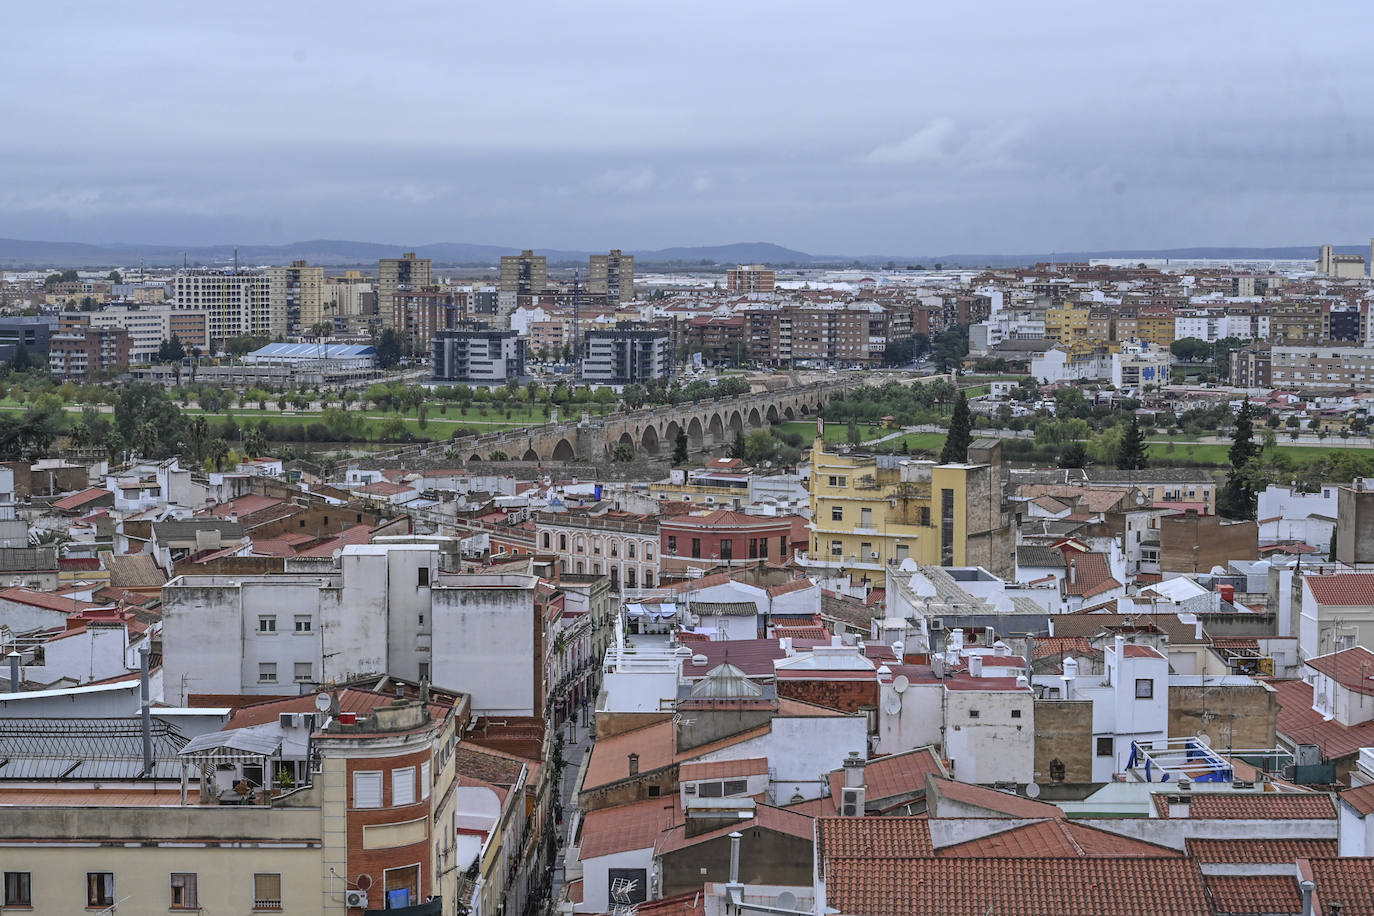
139;645;153;778
728;831;742;886
7;650;20;692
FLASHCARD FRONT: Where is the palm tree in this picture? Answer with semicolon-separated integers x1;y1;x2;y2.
134;422;159;459
206;437;230;471
243;426;267;458
187;416;210;465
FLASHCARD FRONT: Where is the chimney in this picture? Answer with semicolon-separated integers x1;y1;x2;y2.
7;650;19;692
843;750;866;789
1301;880;1315;916
139;645;153;777
969;654;984;678
728;831;743;886
628;753;639;777
1068;559;1077;585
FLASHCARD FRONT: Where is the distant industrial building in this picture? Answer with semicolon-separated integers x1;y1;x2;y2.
581;325;673;386
1316;243;1368;279
376;253;432;332
589;249;635;303
241;342;376;371
432;327;525;384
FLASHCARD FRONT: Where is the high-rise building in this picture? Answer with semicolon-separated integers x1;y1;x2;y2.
171;270;277;346
376;253;432;331
499;250;548;296
267;261;325;334
48;326;131;379
588;249;635;303
393;288;467;356
432;327;525;383
726;264;776;294
581;325;673;386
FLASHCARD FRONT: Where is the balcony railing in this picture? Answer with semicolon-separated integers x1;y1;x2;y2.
794;550;884;571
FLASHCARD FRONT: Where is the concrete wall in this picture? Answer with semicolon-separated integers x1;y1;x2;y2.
943;689;1035;784
433;578;536;715
875;681;943;756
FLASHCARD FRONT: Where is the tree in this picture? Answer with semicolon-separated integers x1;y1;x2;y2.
106;270;122;284
612;441;634;462
932;326;969;372
186;416;210;466
728;430;746;460
205;437;230;471
673;428;689;464
1116;416;1149;470
157;337;186;363
114;384;185;459
1216;402;1259;519
847;420;861;445
939;392;973;464
1059;442;1088;469
243;426;267;458
8;346;37;373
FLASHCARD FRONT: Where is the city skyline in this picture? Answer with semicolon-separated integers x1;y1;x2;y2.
4;1;1372;254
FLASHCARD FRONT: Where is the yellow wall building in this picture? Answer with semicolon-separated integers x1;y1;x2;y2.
1044;302;1095;359
803;439;1011;588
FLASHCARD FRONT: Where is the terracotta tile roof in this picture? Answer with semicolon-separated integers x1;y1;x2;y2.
52;487;112;511
679;638;787;677
1186;837;1339;863
453;745;526;789
1306;645;1374;696
1032;636;1097;660
1343;784;1374;817
1063;552;1121;598
1050;613;1208;646
772;625;830;640
0;587;97;615
654;803;813;858
824;857;1210;916
929;777;1064;819
1305;857;1374;914
1121;644;1166;660
577;797;677;859
678;757;769;782
227;688;451;729
938;820;1179;858
825;747;946;808
105;553;167;589
636;892;705;916
1308;571;1374;606
1181;792;1336;820
766;578;814;597
579;718;769;792
1272;678;1374;760
816;816;933;861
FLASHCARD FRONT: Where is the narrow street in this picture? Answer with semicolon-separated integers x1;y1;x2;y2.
549;712;593;910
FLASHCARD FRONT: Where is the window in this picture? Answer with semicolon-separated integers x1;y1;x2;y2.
645;544;654;560
87;873;115;908
860;507;873;528
721;540;733;561
542;532;551;548
258;615;276;633
421;760;432;800
559;534;567;551
610;541;618;557
393;766;416;806
969;709;980;719
575;536;585;554
860;541;872;559
1096;736;1113;757
667;535;677;554
294;616;311;633
417;566;429;587
258;662;277;684
1011;709;1022;719
1049;758;1066;782
294;662;312;683
253;873;282;910
627;568;637;589
171;873;198;909
828;475;847;488
698;781;723;798
418;662;429;681
417;614;424;626
643;572;653;587
1135;678;1154;699
353;770;383;808
831;540;843;557
919;506;931;527
831;505;844;522
4;872;31;907
691;538;701;559
723;779;748;796
628;542;636;559
647;784;661;798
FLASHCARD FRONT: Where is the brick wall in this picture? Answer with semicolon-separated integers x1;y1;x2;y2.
1033;699;1095;784
1168;683;1276;752
776;676;877;713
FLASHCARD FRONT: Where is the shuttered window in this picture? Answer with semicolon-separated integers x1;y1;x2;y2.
420;761;431;800
353;770;383;808
393;766;416;806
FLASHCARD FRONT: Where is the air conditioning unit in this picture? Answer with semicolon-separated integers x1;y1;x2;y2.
929;618;945;631
345;889;369;908
840;786;865;816
279;713;295;728
302;713;317;731
869;552;880;560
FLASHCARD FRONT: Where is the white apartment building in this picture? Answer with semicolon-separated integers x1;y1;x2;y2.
161;544;540;715
171;269;281;344
1257;483;1337;552
1110;341;1171;390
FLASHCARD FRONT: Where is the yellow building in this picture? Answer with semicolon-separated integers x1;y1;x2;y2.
803;439;1012;588
1044;302;1095;359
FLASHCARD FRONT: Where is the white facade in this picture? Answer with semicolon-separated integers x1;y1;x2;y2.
172;270;280;343
1256;484;1337;552
687;713;868;803
1110;342;1171;391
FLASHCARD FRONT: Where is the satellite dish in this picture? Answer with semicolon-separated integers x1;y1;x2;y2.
1135;492;1146;505
884;696;903;715
776;892;797;910
314;692;332;713
1194;730;1211;746
893;675;910;694
1025;783;1042;799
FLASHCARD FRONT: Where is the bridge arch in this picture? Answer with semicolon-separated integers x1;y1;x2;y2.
783;405;795;420
616;431;635;456
551;438;575;462
747;407;762;428
766;405;780;424
688;417;705;450
641;424;661;455
707;414;725;445
728;411;744;440
469;453;483;463
664;420;682;451
521;448;538;461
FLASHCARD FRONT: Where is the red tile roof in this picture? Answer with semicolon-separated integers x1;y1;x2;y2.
816;816;933;860
929;777;1063;819
1272;678;1374;760
52;487;112;511
1063;553;1120;598
766;578;815;597
772;625;830;640
1305;573;1374;606
826;747;946;808
1121;644;1166;660
1186;837;1339;863
1306;646;1374;696
1032;636;1098;660
938;820;1179;858
0;587;97;615
1305;857;1374;914
578;797;677;859
227;688;451;729
678;757;769;782
654;804;813;858
1180;792;1336;820
1344;784;1374;817
824;857;1210;916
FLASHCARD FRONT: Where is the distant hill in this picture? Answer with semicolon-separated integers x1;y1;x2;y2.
0;237;1344;270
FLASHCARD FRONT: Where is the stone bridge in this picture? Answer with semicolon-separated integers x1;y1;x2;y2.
452;381;858;464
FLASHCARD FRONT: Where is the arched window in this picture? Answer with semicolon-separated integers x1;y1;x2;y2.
542;532;551;549
628;542;636;559
559;534;567;551
627;567;637;589
610;540;619;558
610;567;620;591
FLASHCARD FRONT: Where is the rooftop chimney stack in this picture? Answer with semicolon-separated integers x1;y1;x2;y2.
139;645;153;777
7;650;19;692
969;654;984;678
628;753;640;777
843;750;866;789
728;831;742;886
1301;879;1315;916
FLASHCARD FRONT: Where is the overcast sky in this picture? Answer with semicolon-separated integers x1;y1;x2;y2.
3;0;1371;255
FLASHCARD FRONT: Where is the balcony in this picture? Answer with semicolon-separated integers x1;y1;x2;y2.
794;550;883;572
